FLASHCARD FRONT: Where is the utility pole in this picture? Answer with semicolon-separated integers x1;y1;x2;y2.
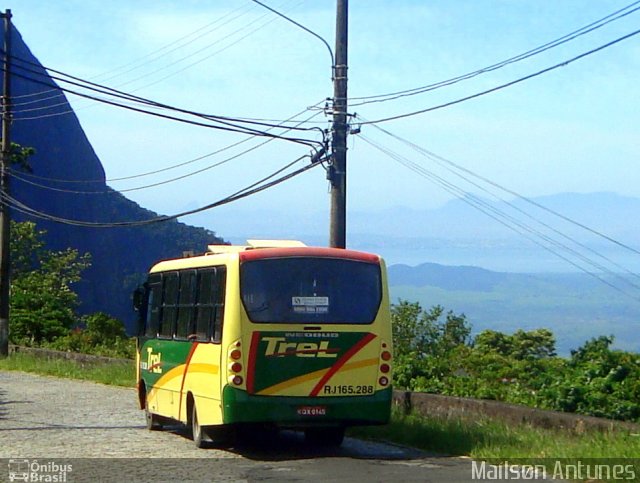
329;0;348;249
0;9;11;357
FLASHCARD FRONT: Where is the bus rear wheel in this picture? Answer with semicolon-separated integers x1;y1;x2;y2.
304;427;345;447
191;403;209;448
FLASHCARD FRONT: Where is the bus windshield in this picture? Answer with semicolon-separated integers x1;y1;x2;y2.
240;257;382;324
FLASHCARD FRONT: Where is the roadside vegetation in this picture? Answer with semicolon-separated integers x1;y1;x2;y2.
8;220;135;360
391;300;640;423
350;408;640;477
0;351;134;386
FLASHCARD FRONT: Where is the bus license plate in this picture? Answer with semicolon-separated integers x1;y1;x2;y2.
297;406;326;416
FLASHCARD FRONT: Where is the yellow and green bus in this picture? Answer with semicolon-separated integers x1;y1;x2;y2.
134;240;393;447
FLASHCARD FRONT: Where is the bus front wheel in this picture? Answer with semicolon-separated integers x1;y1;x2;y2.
144;393;163;431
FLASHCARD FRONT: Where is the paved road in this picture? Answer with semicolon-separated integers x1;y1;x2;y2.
0;371;537;482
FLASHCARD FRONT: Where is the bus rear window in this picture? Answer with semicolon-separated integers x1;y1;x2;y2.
240;257;382;324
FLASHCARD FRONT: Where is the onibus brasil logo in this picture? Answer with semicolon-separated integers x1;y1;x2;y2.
8;459;72;482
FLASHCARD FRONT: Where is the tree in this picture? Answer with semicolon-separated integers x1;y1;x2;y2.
473;328;556;360
391;300;471;391
9;143;35;172
84;312;127;344
9;221;90;344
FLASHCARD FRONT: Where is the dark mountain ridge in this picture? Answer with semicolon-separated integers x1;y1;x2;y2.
7;26;225;329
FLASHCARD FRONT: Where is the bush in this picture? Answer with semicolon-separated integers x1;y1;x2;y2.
391;299;640;423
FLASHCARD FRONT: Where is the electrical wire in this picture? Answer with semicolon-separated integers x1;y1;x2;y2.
7;0;304;121
8;1;259;101
8;100;327;185
97;3;258;84
363;123;640;285
108;1;297;92
5;66;324;151
3;154;323;228
349;1;640;106
364;120;640;259
8;108;324;195
358;133;640;301
358;27;640;125
7;55;322;135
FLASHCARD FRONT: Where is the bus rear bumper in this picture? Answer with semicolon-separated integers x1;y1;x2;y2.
222;386;392;428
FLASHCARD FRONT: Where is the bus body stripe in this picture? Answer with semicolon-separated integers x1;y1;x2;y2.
255;357;378;396
178;342;199;420
309;333;377;397
247;331;261;394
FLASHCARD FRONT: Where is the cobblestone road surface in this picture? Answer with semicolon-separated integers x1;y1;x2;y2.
0;371;536;482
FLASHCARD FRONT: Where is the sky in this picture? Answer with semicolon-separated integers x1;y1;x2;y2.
5;0;640;244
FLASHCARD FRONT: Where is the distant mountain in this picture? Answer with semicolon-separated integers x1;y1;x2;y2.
8;26;225;329
388;262;512;292
206;192;640;245
388;262;640;355
205;192;640;272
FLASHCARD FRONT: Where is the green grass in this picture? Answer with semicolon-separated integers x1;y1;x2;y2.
0;351;135;387
350;409;640;481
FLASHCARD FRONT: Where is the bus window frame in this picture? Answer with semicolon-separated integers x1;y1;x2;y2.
239;257;382;325
142;266;227;344
158;271;179;340
144;274;163;338
175;269;197;341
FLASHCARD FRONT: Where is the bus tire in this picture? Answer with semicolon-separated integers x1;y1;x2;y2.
304;427;345;447
191;403;209;448
145;409;163;431
144;392;163;431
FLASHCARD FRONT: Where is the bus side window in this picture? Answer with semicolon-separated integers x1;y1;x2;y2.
159;272;179;338
145;274;162;338
194;270;214;342
212;267;226;343
176;270;196;339
193;267;226;343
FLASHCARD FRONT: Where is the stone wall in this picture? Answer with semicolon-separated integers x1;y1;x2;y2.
393;390;639;433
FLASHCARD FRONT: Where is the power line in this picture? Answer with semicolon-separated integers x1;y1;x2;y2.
5;65;324;150
9;109;324;195
107;1;299;92
363;123;640;285
358;27;640;125
9;100;326;185
7;1;260;102
349;1;640;106
8;54;323;135
3;154;323;228
96;3;258;84
366;120;640;259
359;133;640;301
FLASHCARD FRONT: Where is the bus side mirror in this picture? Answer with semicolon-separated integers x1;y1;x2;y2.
132;285;145;311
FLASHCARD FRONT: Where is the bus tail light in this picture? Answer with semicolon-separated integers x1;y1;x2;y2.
228;339;245;387
378;342;392;388
232;375;244;386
